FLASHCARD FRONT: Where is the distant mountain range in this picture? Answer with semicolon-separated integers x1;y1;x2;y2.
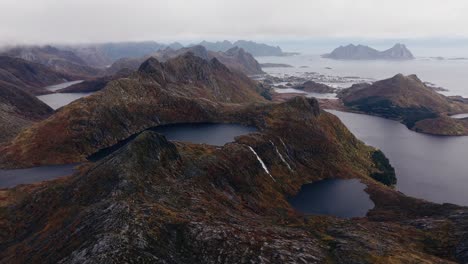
322;43;414;60
107;45;264;76
194;40;287;56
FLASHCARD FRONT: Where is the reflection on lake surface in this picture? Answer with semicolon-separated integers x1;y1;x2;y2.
328;110;468;205
89;123;258;162
289;179;374;218
0;164;77;189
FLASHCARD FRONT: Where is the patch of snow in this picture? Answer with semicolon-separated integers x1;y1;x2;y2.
270;140;292;172
247;146;276;182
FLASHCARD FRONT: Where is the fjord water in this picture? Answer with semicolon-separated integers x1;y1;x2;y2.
37;80;92;110
328;110;468;205
257;55;468;96
89;123;257;161
289;179;374;218
0;164;77;188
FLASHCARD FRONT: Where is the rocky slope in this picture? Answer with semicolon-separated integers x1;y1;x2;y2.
1;45;102;78
1;97;468;263
0;53;267;168
323;43;414;60
107;45;264;75
338;74;468;135
0;56;70;95
0;83;53;143
210;47;264;75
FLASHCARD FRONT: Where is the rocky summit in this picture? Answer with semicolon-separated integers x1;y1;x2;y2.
0;52;268;168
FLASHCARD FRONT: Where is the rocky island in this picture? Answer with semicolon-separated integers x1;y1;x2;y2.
337;74;468;135
322;43;415;60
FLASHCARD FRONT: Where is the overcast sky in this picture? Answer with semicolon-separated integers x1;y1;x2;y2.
1;0;467;45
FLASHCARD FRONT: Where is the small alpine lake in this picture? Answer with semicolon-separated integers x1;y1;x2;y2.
289;179;374;218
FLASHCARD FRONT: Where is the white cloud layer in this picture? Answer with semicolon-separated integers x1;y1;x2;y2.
1;0;467;44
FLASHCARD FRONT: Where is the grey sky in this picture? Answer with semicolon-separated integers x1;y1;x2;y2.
1;0;467;45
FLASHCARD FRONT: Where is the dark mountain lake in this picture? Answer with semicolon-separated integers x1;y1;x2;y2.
1;123;257;188
327;110;468;206
0;164;77;189
37;80;91;110
289;179;374;218
89;123;258;161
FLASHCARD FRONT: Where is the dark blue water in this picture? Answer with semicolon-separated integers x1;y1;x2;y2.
289;179;374;218
88;123;257;162
150;123;257;145
0;164;77;189
327;110;468;206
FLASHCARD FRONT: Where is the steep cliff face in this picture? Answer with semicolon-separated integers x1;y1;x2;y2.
0;53;266;168
1;98;467;263
338;74;468;135
0;83;53;143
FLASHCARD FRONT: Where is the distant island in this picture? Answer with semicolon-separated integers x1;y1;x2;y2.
322;43;414;60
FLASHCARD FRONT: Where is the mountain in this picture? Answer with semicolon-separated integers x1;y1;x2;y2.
338;74;468;135
0;52;267;168
1;45;102;78
95;41;167;61
210;47;264;75
107;45;264;75
0;82;53;143
1;97;468;263
196;40;285;56
0;56;70;95
322;43;415;60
